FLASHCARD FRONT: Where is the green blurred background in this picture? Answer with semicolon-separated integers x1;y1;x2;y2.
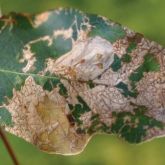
0;0;165;165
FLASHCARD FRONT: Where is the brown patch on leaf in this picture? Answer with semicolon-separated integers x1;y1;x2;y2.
5;76;90;155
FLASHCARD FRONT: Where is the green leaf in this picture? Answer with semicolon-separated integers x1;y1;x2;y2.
121;54;132;63
126;42;137;53
110;54;122;71
88;14;126;43
0;107;12;126
129;54;160;84
111;105;163;143
115;82;138;98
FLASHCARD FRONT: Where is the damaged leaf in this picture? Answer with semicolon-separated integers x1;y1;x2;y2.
0;8;165;155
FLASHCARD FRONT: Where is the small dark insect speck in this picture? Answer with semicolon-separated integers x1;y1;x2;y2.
67;114;75;126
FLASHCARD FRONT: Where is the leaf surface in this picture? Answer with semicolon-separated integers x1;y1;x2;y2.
0;8;165;155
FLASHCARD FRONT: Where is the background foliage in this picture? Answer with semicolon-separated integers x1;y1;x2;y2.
0;0;165;165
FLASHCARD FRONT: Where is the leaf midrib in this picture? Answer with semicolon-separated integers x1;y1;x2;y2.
0;69;58;80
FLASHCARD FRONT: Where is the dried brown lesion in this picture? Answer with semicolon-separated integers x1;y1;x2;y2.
35;96;90;155
4;76;90;155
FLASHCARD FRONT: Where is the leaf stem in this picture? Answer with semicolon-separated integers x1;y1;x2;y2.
0;127;19;165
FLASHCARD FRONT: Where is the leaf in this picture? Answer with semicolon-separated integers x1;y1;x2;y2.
110;54;122;71
0;8;165;155
0;107;12;126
